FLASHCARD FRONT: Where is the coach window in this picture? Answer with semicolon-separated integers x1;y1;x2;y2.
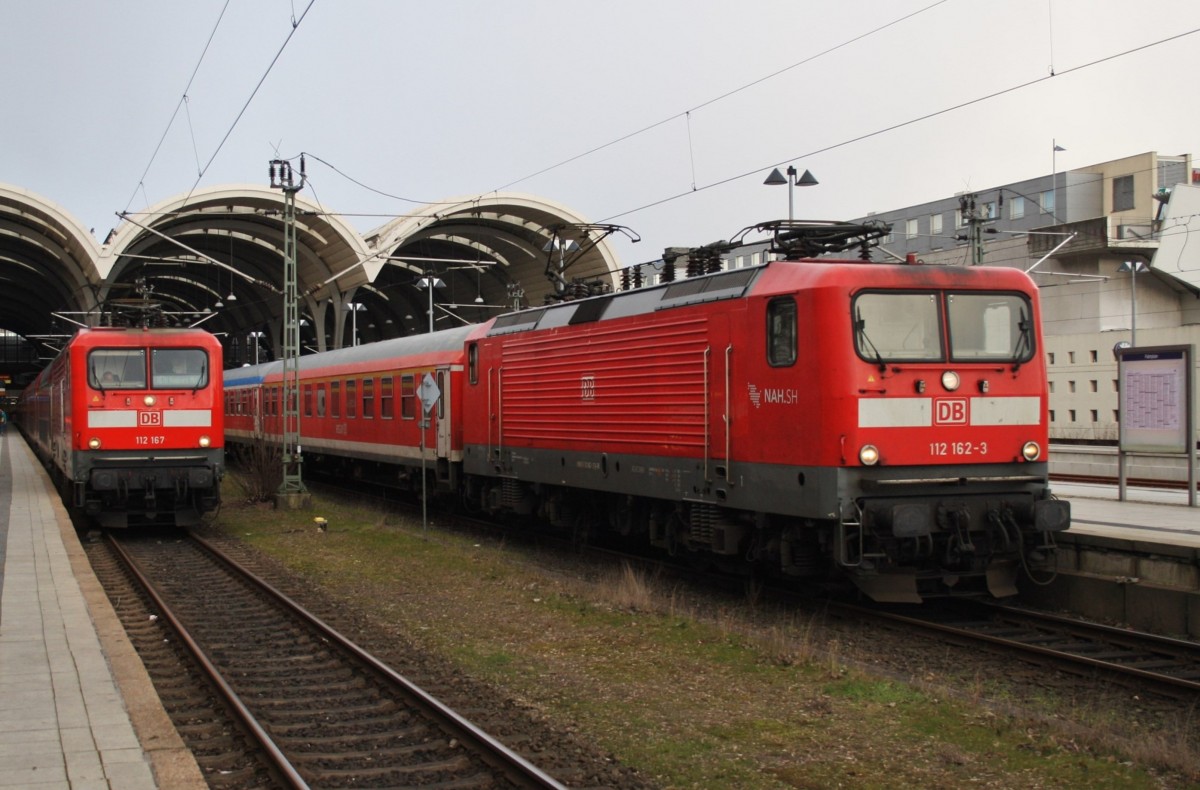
767;298;797;366
468;343;478;385
380;376;394;419
316;384;326;418
88;349;146;389
151;348;207;389
330;381;341;418
362;378;375;419
303;384;313;417
401;374;416;419
346;380;358;418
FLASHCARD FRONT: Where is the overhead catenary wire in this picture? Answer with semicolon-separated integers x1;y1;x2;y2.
490;0;952;193
121;0;232;217
598;25;1200;224
179;0;319;208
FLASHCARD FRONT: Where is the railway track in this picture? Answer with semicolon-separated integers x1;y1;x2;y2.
105;531;566;789
848;600;1200;699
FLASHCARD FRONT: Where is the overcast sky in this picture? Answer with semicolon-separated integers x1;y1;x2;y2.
3;0;1198;267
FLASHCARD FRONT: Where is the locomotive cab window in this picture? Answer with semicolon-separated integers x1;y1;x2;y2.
946;292;1034;363
853;292;942;363
151;348;208;389
88;349;146;389
767;298;797;367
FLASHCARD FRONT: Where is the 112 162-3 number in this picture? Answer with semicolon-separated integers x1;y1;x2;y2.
929;441;987;457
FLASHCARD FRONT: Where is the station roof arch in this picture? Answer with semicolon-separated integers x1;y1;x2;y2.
0;183;102;344
0;183;625;367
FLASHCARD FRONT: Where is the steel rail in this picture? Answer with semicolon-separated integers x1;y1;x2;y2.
189;533;567;790
106;534;311;789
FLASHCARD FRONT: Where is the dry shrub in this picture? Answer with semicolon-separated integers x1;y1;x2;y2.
236;436;283;502
612;562;655;611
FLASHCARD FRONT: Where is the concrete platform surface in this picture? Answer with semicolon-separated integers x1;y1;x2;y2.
0;432;204;789
1052;480;1200;548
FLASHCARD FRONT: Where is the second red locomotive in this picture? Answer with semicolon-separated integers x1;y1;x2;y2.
227;222;1069;601
19;326;224;527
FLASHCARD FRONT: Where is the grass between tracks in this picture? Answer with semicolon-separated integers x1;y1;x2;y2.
215;477;1197;789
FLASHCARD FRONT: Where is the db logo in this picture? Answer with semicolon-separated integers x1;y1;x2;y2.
934;398;968;425
138;411;162;426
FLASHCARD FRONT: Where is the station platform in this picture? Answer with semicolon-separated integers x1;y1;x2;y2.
1051;480;1200;549
0;432;204;789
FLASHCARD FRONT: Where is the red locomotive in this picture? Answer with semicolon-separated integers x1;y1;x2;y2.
19;326;224;527
226;222;1068;601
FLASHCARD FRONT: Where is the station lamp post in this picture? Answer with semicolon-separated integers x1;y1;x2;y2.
415;277;445;334
247;331;265;365
1117;260;1149;347
763;165;818;220
345;302;366;346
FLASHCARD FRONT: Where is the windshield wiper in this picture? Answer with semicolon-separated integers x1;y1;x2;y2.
1010;307;1031;372
192;359;207;395
854;310;888;373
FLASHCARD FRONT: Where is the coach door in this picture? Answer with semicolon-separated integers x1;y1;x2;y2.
435;368;450;459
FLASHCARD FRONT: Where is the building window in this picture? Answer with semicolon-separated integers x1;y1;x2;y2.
905;218;919;240
1090;350;1098;362
1009;196;1025;220
1112;379;1119;391
1068;381;1076;393
981;201;997;220
1089;380;1098;392
955;208;965;229
1048;352;1055;365
1048;381;1055;393
929;214;943;236
1069;409;1076;422
1068;351;1075;363
1040;190;1055;214
1113;175;1135;212
1091;410;1099;422
1049;410;1056;422
1114;409;1120;422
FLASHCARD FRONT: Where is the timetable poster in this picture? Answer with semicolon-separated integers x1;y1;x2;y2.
1118;347;1191;454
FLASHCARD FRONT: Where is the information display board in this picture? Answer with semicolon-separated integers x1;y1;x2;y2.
1118;346;1191;454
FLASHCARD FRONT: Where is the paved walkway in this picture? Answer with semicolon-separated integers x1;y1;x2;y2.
1054;480;1200;548
0;432;203;789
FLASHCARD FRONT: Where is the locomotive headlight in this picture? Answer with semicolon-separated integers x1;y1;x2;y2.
143;395;157;407
198;435;211;448
87;437;102;450
859;444;880;466
941;370;960;391
1022;441;1042;461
